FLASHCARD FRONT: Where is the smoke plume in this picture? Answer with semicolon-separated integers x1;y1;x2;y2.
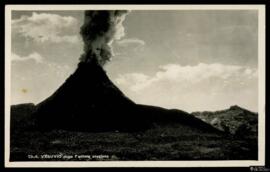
80;10;129;66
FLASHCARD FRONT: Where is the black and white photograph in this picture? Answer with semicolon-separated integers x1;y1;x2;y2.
4;5;266;167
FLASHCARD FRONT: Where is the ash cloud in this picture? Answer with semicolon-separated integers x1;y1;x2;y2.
80;10;130;66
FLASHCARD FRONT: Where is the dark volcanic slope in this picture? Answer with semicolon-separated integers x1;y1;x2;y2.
33;60;138;131
31;59;220;133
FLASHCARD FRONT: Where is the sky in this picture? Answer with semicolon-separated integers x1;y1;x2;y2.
10;10;258;112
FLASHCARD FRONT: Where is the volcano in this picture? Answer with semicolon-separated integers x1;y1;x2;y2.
32;58;220;133
28;10;220;132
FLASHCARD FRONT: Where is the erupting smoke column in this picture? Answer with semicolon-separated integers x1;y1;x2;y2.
80;10;129;66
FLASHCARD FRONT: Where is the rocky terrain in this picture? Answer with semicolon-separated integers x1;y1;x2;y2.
10;103;258;161
191;105;258;138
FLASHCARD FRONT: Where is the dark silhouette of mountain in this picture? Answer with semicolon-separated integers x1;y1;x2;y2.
10;103;36;131
9;59;258;161
24;59;221;133
191;105;258;137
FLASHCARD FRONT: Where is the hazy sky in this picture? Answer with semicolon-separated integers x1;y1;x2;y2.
10;10;258;112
